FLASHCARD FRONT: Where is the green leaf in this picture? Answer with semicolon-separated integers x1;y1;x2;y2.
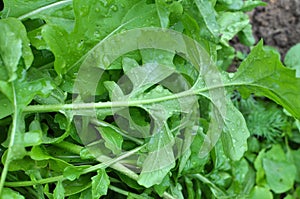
197;95;249;161
63;174;92;196
0;83;28;193
195;0;220;42
24;2;74;32
104;63;177;138
28;27;50;50
227;158;255;194
209;171;232;189
221;100;249;160
5;156;36;172
1;0;71;18
217;11;249;46
96;126;123;155
0;73;54;111
0;94;13;119
185;177;195;199
137;85;181;122
91;169;110;199
0;188;25;199
27;68;66;105
230;41;300;119
53;181;65;199
248;186;273;199
169;181;184;199
42;0;160;74
153;175;171;197
238;23;255;46
0;18;33;81
254;149;267;186
23;131;42;147
1;111;26;162
0;78;54;181
264;144;286;161
182;131;209;174
217;45;235;70
155;0;170;28
216;0;244;10
284;195;294;199
79;188;92;199
241;1;267;12
117;172;144;191
290;149;300;182
284;43;300;78
263;159;296;194
64;165;89;181
114;63;175;97
253;145;297;194
140;49;175;68
137;127;175;188
29;146;71;172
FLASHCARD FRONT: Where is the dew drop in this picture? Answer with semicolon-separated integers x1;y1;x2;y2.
94;31;100;38
212;79;218;84
77;40;84;50
102;55;111;67
110;5;118;12
232;138;237;145
100;0;108;7
35;35;43;40
228;73;235;78
79;5;90;17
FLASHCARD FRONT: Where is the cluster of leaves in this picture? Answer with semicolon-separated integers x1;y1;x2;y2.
0;0;300;198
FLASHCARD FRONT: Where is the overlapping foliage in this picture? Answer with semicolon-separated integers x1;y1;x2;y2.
1;0;300;198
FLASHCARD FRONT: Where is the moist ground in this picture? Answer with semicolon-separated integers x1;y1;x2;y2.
251;0;300;58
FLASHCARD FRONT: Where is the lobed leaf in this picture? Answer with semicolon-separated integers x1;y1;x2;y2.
42;0;160;75
0;188;25;199
137;126;176;188
96;126;123;155
217;11;249;46
91;169;110;199
221;100;249;160
0;18;33;81
229;41;300;119
53;181;65;199
195;0;220;42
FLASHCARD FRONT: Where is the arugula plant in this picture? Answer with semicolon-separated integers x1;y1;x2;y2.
0;0;300;198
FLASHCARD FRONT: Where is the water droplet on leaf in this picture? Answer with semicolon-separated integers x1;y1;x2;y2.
110;5;118;12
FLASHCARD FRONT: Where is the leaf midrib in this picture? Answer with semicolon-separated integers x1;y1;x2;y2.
17;0;73;20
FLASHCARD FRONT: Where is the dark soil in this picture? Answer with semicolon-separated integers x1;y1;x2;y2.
251;0;300;58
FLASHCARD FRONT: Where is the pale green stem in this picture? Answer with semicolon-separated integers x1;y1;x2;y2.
191;174;226;196
23;83;248;113
4;145;144;187
23;89;196;113
0;84;19;195
109;185;145;199
91;119;144;145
